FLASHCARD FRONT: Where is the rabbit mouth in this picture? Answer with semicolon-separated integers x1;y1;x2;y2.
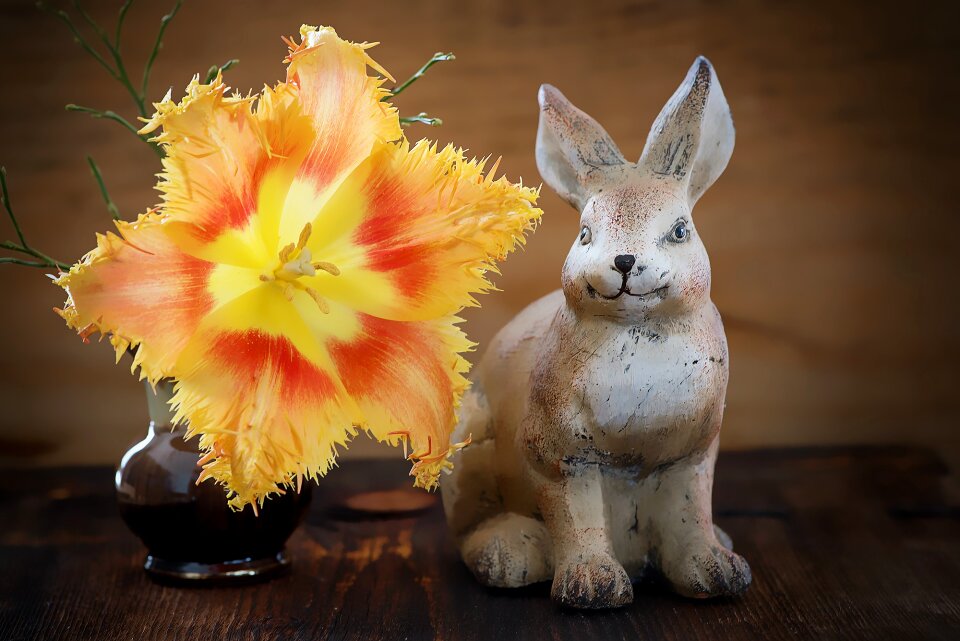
587;281;669;301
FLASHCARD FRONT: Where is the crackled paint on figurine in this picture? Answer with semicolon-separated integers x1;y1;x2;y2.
441;57;751;609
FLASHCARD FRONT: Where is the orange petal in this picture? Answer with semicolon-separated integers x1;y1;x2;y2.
54;213;215;381
328;313;472;489
285;26;402;223
140;74;269;245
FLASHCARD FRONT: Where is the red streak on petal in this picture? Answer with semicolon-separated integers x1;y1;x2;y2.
211;330;336;404
366;245;434;298
188;160;268;243
353;171;436;298
329;314;451;428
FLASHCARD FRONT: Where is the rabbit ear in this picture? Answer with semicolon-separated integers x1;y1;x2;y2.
536;84;626;210
639;56;734;205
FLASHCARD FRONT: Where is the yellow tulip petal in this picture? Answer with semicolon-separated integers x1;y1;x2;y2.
172;326;358;508
310;140;542;321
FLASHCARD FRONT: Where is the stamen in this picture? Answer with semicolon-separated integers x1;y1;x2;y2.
304;286;330;314
278;242;296;263
296;222;312;250
312;261;340;276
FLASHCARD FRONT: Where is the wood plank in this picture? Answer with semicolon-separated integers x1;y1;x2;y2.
1;447;958;640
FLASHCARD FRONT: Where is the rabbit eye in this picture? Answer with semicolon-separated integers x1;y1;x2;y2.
579;226;592;245
669;221;689;243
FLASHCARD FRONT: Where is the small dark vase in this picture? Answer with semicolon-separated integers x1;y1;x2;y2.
116;380;312;584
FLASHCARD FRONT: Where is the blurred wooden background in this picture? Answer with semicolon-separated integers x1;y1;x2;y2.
0;0;958;468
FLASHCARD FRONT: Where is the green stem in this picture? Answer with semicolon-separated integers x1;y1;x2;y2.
65;104;161;156
112;38;147;117
0;257;51;268
0;241;62;266
204;58;240;84
72;0;146;116
115;53;147;117
1;240;37;255
86;157;121;220
66;104;139;136
72;0;112;50
0;167;71;271
115;0;135;49
39;4;120;82
1;167;28;248
141;1;183;104
400;113;443;127
388;52;455;99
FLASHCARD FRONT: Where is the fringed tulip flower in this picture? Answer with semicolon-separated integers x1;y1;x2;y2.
55;26;541;509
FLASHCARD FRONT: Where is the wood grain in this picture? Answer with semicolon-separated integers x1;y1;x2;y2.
0;0;959;467
1;448;959;640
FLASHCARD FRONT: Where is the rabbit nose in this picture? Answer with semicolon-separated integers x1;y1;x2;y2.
614;254;636;274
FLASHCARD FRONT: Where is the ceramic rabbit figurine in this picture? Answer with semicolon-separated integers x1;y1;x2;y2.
440;57;750;609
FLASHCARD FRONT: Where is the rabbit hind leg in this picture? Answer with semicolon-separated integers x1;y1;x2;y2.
442;383;553;587
441;384;501;537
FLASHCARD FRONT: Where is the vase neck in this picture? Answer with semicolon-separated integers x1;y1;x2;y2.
144;379;176;429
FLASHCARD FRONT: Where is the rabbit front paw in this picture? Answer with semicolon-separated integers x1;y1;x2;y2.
660;541;751;598
551;553;634;609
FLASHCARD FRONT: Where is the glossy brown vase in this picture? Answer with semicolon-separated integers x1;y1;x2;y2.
115;380;311;583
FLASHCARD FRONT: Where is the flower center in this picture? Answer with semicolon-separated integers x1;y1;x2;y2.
259;222;340;313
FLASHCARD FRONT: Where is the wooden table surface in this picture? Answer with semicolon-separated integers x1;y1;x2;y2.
2;447;958;640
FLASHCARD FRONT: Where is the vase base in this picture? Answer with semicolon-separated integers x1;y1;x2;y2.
144;550;290;585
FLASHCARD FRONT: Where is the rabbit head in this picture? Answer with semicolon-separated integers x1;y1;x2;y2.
536;57;734;322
